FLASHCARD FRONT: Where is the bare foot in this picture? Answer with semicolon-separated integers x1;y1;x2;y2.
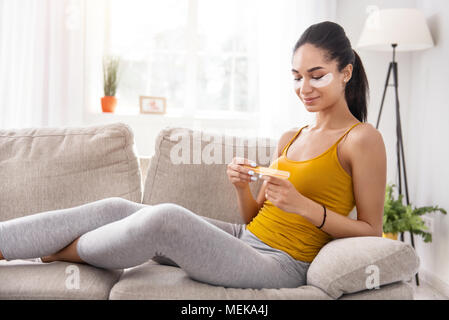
41;237;85;264
41;255;57;263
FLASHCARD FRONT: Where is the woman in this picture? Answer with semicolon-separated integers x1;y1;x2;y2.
0;21;386;289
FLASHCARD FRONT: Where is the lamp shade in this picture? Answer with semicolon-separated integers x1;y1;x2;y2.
357;8;434;52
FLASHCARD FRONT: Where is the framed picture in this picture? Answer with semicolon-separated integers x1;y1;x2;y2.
139;96;166;114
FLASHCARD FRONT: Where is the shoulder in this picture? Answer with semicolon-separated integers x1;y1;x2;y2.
348;122;384;145
346;122;386;163
279;127;301;143
278;127;301;146
274;127;302;157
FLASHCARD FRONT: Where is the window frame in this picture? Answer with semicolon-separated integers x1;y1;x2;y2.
103;0;258;118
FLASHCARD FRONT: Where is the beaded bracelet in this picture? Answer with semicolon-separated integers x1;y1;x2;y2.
317;205;327;229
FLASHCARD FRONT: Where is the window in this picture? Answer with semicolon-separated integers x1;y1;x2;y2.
105;0;259;116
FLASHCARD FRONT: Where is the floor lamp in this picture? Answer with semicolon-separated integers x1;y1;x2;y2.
357;8;434;286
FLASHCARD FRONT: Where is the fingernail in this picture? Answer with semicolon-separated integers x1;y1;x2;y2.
248;170;254;176
251;176;257;181
251;162;257;167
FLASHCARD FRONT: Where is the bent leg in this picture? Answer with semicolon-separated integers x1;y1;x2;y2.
76;203;302;289
199;215;243;237
0;197;147;260
152;214;243;267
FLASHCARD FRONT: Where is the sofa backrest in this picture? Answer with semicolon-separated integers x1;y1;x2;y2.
0;122;142;221
143;127;276;224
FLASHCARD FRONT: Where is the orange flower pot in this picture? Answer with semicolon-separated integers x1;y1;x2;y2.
382;232;398;240
101;96;117;113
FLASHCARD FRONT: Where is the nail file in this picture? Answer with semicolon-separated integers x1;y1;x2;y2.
243;165;290;180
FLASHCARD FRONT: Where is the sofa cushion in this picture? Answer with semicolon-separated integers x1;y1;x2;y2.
339;281;414;300
306;236;420;299
0;122;142;221
0;259;122;299
109;260;332;300
143;127;276;223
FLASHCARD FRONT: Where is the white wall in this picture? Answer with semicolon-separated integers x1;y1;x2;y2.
337;0;449;296
407;0;449;296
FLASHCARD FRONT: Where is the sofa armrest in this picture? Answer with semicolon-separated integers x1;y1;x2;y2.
306;236;420;299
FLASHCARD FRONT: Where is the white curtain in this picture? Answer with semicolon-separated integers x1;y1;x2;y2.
255;0;337;139
0;0;85;129
0;0;336;132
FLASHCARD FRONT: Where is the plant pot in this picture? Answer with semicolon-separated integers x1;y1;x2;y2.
382;232;398;240
101;96;117;113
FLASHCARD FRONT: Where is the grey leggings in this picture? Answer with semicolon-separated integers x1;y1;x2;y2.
0;197;310;289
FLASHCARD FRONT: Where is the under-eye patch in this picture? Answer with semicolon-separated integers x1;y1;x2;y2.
294;72;334;90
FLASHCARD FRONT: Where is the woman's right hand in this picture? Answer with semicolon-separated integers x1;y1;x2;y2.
226;157;258;190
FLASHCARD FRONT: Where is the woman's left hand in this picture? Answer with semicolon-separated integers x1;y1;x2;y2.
261;175;307;214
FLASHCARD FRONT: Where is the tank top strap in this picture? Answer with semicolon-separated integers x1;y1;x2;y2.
280;125;309;155
334;122;363;146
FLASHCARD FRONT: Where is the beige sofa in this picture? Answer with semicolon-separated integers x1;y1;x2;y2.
0;122;420;300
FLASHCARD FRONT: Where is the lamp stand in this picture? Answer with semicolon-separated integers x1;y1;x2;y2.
375;44;419;286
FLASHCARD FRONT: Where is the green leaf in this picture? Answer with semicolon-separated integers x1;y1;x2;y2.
382;182;446;243
102;55;121;97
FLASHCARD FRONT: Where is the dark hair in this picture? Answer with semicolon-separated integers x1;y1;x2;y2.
292;21;369;122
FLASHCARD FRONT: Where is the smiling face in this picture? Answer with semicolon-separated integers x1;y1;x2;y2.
292;43;352;111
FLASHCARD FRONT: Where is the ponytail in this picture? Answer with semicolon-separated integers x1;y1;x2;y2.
345;50;369;122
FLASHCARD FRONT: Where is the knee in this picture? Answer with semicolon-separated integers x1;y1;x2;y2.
146;203;188;230
127;203;188;236
105;196;136;206
102;197;145;218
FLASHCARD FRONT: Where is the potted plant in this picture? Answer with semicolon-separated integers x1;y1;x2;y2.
101;55;121;113
383;182;447;242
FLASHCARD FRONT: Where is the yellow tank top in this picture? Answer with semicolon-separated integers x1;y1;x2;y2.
246;122;362;263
